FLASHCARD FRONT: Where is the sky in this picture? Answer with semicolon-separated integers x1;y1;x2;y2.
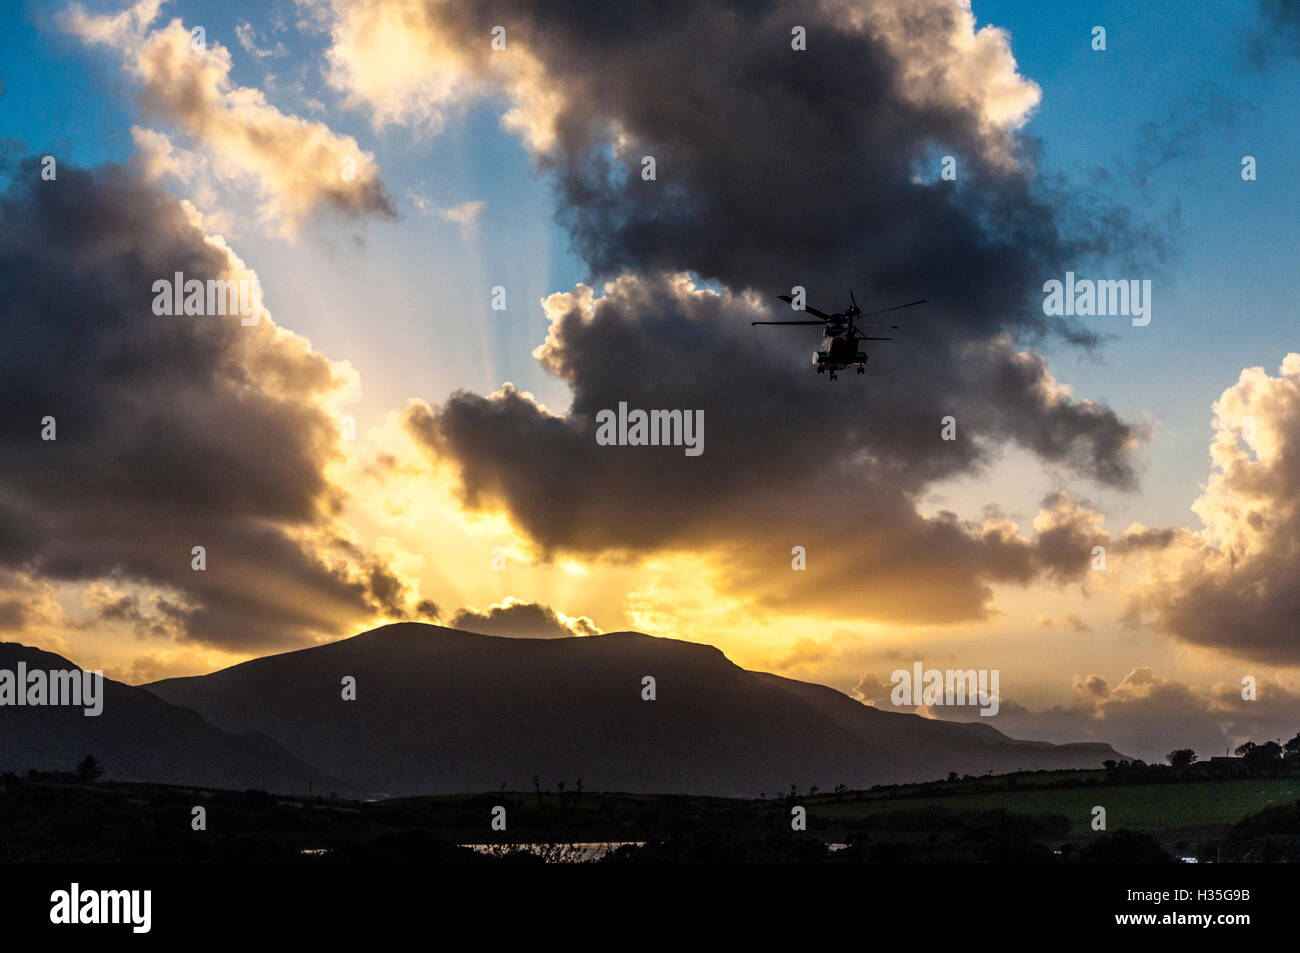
0;0;1298;763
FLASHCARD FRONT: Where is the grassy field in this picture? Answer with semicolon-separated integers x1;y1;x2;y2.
8;768;1300;861
817;776;1300;834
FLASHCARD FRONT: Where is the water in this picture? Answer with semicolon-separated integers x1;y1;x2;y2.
460;841;645;863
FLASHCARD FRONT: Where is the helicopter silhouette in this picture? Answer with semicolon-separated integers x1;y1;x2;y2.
753;290;926;380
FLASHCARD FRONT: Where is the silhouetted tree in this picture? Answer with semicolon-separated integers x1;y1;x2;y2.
1079;829;1173;863
1245;741;1283;768
75;755;103;782
1167;749;1197;769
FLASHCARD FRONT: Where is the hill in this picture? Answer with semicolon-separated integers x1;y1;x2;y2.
145;623;1124;797
0;642;342;795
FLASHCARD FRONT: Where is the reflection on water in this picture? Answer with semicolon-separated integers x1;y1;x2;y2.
294;842;644;861
461;842;645;863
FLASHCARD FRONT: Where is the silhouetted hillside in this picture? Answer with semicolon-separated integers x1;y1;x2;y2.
146;623;1124;797
0;642;342;795
751;670;1126;770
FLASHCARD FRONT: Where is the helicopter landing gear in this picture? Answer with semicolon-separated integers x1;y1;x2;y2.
857;366;865;375
829;371;838;381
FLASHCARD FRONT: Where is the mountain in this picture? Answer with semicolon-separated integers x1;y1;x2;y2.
0;642;344;794
750;670;1123;771
145;623;1125;798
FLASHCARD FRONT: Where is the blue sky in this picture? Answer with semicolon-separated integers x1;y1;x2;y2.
974;0;1299;523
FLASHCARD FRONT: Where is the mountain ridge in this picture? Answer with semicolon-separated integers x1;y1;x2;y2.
0;641;350;794
143;622;1126;797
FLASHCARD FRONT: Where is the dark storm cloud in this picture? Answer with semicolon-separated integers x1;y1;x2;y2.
325;0;1163;329
450;598;602;638
521;3;1148;314
1027;492;1107;584
412;278;1137;548
0;600;28;631
407;276;1134;621
0;158;410;650
320;0;1151;620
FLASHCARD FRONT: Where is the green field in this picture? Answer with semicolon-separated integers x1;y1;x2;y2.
818;777;1300;834
7;769;1300;860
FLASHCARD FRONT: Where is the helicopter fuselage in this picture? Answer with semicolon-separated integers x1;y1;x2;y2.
813;324;867;376
757;290;922;381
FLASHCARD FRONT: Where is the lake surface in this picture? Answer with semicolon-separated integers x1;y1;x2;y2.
460;842;645;862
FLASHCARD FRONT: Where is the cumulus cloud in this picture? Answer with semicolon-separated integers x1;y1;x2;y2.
311;0;1039;162
308;0;1158;308
0;571;66;635
84;583;178;640
404;274;1136;622
306;0;562;144
0;158;418;651
854;665;1300;764
1124;356;1300;664
122;648;220;683
450;597;602;638
62;0;394;234
295;0;1160;625
851;671;905;708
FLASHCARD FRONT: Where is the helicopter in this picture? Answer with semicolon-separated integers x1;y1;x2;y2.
752;290;926;380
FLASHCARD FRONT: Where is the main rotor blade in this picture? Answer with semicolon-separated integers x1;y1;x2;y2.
858;299;926;318
752;320;827;326
775;295;835;321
